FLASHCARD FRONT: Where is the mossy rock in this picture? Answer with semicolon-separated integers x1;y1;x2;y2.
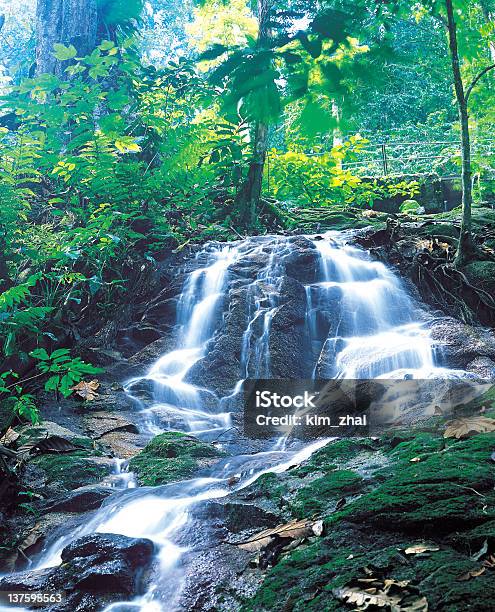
31;452;110;491
129;431;224;486
291;470;363;518
331;433;495;532
293;438;377;477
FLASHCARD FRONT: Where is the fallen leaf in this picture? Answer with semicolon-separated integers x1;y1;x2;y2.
237;518;324;553
482;554;495;568
0;427;20;447
410;457;421;463
471;539;488;562
457;567;486;581
71;379;100;401
17;435;84;457
334;578;427;612
405;544;440;555
444;416;495;439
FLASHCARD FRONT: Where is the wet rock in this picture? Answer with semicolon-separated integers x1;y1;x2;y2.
61;533;154;593
430;318;495;369
30;453;112;494
201;500;280;534
466;356;495;379
315;337;345;378
283;236;319;283
43;485;116;513
0;534;155;611
269;277;312;378
186;285;250;395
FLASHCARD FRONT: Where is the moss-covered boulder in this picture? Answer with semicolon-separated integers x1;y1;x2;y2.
30;452;111;492
128;431;224;486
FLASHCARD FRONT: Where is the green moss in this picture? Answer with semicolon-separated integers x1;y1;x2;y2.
129;431;224;486
241;430;495;611
291;470;363;518
293;438;376;477
329;433;495;532
31;452;109;490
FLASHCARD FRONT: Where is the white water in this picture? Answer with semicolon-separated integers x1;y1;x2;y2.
10;232;477;610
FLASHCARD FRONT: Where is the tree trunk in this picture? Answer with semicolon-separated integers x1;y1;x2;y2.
237;122;268;228
445;0;476;266
35;0;98;77
235;0;272;229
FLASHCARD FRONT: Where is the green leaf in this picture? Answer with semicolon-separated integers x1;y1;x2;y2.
53;43;78;61
30;348;50;361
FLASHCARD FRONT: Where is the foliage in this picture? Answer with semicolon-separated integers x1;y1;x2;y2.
30;348;103;398
267;137;420;208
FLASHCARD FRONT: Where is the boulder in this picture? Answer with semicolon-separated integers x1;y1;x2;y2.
0;533;154;611
430;318;495;369
283;236;320;283
43;486;116;513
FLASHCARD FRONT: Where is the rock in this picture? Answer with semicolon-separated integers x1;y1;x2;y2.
129;431;224;486
283;236;319;283
61;533;154;593
0;534;155;611
83;411;140;438
43;486;116;513
201;500;280;534
430;318;495;369
30;453;112;494
315;337;345;378
466;356;495;379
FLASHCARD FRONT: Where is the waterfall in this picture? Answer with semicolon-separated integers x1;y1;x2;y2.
20;232;468;610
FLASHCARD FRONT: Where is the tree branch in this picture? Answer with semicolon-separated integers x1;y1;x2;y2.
466;63;495;103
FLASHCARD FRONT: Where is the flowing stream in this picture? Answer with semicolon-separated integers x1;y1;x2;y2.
12;232;474;610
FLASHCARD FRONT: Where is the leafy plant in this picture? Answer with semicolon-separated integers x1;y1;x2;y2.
30;348;103;398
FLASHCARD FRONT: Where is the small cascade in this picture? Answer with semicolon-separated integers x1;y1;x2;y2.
23;231;471;611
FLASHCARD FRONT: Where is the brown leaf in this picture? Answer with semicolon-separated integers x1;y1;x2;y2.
457;567;486;581
333;578;427;612
404;544;440;555
0;427;20;447
18;435;84;457
237;518;323;553
444;416;495;439
71;379;100;401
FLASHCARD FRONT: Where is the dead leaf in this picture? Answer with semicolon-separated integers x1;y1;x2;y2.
471;539;488;562
444;416;495;439
333;578;427;612
410;457;421;463
0;427;20;447
457;567;486;581
482;554;495;568
71;379;100;401
17;435;84;457
237;518;324;553
405;544;440;555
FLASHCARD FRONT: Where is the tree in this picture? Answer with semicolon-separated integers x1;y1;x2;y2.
35;0;143;77
444;0;495;264
35;0;98;76
233;0;273;229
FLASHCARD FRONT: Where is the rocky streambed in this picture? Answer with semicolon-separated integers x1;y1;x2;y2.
1;228;495;611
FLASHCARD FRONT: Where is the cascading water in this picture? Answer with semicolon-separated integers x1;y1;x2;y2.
7;231;473;611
